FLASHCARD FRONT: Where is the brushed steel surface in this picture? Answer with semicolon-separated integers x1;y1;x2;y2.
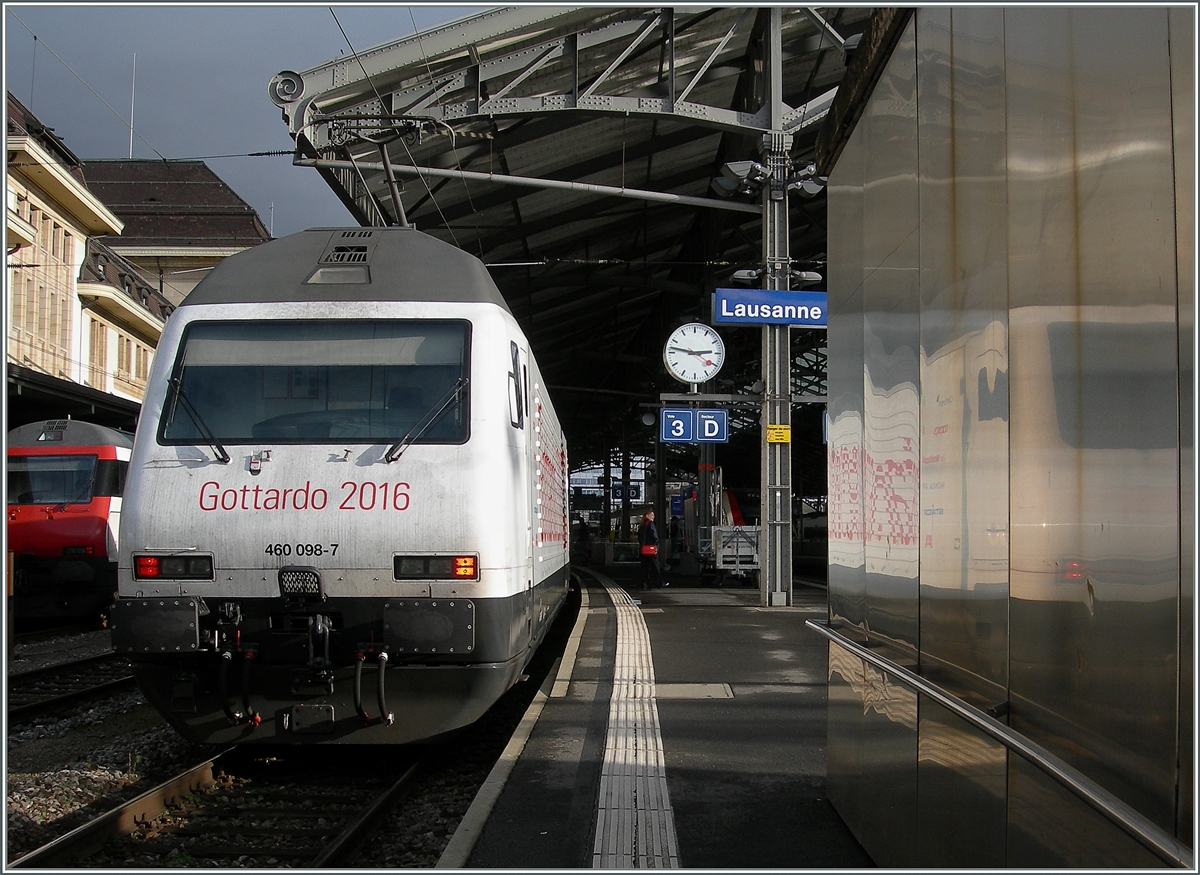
916;6;1010;704
813;620;1193;868
826;107;866;635
1005;6;1180;832
1169;6;1194;847
825;5;1191;865
825;640;918;867
860;17;920;658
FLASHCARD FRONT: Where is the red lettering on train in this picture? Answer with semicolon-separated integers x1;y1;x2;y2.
198;481;403;512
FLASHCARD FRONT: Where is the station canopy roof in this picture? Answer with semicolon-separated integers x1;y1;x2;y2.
272;6;872;483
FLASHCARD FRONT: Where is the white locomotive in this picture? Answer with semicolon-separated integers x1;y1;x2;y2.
113;228;569;744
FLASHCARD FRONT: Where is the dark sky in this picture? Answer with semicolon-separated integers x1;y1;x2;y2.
5;5;484;238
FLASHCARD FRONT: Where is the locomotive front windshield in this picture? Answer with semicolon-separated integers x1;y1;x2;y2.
7;455;98;505
160;320;469;445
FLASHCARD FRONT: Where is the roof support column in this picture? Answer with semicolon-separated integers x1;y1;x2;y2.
760;7;793;607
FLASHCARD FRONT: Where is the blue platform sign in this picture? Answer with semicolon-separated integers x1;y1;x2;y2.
696;409;729;443
670;495;684;516
713;288;827;326
660;408;729;444
660;409;695;443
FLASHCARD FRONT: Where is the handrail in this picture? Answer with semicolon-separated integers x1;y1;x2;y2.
805;619;1194;870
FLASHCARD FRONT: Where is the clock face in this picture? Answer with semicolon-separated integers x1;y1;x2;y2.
664;323;725;384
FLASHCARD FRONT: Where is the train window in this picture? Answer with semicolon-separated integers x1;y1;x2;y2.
7;455;97;505
508;341;525;429
1047;321;1176;450
160;320;470;445
93;459;129;497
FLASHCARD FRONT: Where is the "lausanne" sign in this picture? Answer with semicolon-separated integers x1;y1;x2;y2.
713;288;827;326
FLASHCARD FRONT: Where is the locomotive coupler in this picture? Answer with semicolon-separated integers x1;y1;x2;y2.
306;614;333;668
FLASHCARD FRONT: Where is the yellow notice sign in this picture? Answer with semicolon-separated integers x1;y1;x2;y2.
766;424;791;443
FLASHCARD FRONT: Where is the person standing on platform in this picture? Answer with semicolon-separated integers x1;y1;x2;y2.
638;511;667;589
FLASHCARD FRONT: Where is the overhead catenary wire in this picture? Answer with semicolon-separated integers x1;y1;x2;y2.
7;10;168;162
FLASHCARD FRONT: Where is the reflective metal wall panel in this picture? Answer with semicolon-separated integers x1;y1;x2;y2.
826;641;919;866
1007;756;1166;868
1005;7;1181;831
917;698;1006;867
915;6;1010;705
860;18;920;656
824;5;1189;865
1168;6;1194;846
827;104;866;636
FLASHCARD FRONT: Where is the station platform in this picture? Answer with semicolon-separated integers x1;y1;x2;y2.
441;564;874;869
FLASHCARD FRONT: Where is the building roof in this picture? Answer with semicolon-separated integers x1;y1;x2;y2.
78;237;175;325
6;92;124;236
6;92;86;183
81;159;272;250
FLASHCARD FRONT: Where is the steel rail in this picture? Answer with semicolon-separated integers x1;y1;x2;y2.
8;651;122;682
8;753;227;868
310;759;425;866
805;620;1194;869
8;675;137;722
293;157;763;215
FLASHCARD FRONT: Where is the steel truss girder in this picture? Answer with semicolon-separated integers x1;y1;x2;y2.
280;7;839;155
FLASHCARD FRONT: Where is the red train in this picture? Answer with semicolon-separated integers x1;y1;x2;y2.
6;419;132;622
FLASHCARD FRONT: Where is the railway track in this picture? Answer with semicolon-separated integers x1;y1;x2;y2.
10;748;426;868
7;652;136;722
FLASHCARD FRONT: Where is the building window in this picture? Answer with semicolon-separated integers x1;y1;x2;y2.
10;270;23;327
89;318;108;387
24;280;36;334
51;223;60;258
59;294;71;348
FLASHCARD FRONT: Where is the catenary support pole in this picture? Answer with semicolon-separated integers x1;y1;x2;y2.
760;7;793;607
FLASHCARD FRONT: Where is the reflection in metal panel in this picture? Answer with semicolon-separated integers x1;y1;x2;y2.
915;6;1010;705
1007;756;1165;868
917;699;1006;867
826;641;918;866
861;18;920;656
1006;6;1180;834
825;5;1192;867
1168;5;1195;848
826;114;866;636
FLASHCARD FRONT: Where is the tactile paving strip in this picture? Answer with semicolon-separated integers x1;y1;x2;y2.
592;582;680;868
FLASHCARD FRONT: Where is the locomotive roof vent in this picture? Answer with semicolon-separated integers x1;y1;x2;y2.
37;420;69;441
307;230;378;284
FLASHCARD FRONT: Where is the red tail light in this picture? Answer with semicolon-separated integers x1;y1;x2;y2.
454;556;477;578
1062;561;1086;580
133;554;214;580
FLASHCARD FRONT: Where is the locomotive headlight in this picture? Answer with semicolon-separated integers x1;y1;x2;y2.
133;554;215;580
393;554;479;581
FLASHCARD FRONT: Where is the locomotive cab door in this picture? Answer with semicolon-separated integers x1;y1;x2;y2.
508;341;535;606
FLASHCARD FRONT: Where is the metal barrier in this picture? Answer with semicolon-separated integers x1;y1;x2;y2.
805;620;1194;869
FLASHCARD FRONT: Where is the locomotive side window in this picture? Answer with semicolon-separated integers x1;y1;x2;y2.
508;340;525;429
1047;321;1176;449
7;455;97;505
160;320;470;445
93;459;129;497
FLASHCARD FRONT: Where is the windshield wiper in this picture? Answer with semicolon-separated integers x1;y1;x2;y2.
385;377;468;463
169;377;231;464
